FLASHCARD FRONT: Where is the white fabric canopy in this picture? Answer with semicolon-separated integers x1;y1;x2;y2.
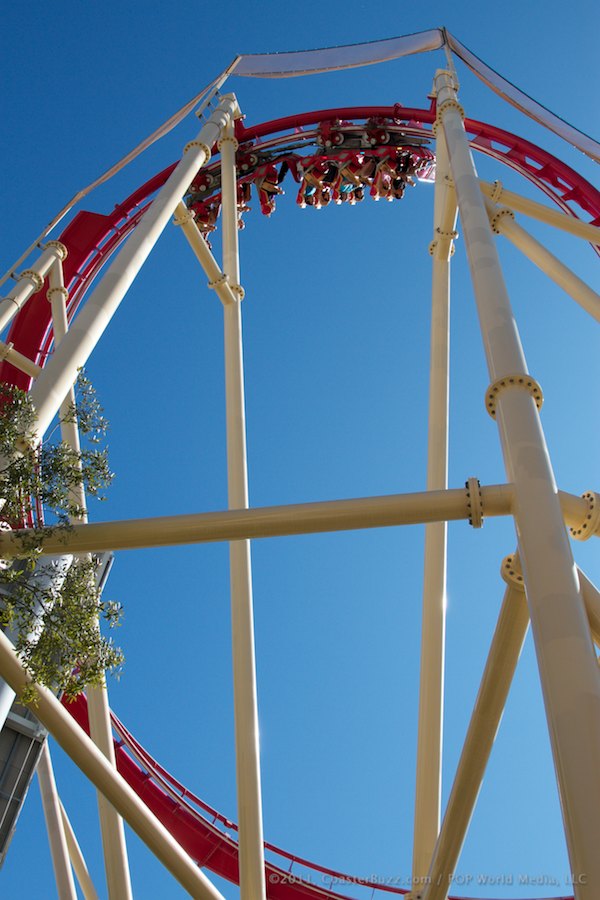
233;28;600;165
234;30;444;77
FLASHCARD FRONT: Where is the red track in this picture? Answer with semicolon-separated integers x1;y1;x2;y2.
3;105;591;899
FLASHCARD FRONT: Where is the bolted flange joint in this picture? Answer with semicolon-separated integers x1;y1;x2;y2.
217;135;239;152
465;477;484;528
18;269;44;292
485;374;543;418
46;286;69;303
490;180;504;203
434;97;465;131
428;226;458;256
183;140;212;163
569;491;600;541
44;240;68;261
489;206;515;234
172;208;195;227
501;553;525;590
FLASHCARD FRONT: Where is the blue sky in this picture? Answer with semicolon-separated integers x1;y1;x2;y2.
1;2;599;898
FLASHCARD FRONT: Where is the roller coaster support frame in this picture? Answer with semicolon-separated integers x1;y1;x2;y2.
412;127;456;883
219;98;267;900
0;630;225;900
28;94;239;444
49;261;133;900
483;199;600;322
436;67;600;899
38;742;78;900
0;242;66;336
419;576;529;900
1;485;598;558
59;799;100;900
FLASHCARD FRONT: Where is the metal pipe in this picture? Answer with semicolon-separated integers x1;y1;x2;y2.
174;202;237;306
437;68;600;898
0;629;224;900
59;799;100;900
478;180;600;245
29;95;239;443
0;243;66;336
484;199;600;322
412;128;456;882
219;100;267;900
38;742;78;900
578;569;600;647
48;262;133;900
0;484;516;558
420;584;530;900
0;340;42;377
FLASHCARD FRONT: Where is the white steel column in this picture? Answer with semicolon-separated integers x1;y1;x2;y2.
421;581;530;900
38;742;78;900
436;68;600;898
412;129;456;883
219;101;267;900
484;200;600;322
59;799;100;900
0;630;224;900
0;242;67;336
48;262;133;900
29;95;239;443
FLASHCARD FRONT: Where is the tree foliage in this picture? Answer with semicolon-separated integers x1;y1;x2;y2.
0;376;123;701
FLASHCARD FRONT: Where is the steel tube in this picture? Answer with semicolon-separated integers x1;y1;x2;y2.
578;569;600;647
412;128;456;882
420;585;530;900
59;799;100;900
175;202;237;306
438;68;600;898
0;340;42;377
478;180;600;245
48;263;133;900
0;485;516;557
38;743;78;900
220;103;267;900
29;95;238;443
0;630;224;899
0;245;62;336
485;200;600;322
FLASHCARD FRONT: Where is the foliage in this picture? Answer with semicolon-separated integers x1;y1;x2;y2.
0;376;123;700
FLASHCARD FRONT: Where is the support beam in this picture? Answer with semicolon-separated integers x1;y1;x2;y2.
484;199;600;322
174;201;237;306
29;94;239;443
37;743;78;900
578;569;600;647
412;126;457;883
48;261;133;900
420;581;529;900
0;341;42;378
59;799;100;900
0;242;67;336
437;68;600;899
0;630;224;900
219;100;267;900
0;484;517;558
478;180;600;246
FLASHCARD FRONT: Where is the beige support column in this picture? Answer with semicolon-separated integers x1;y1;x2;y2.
436;67;600;899
48;261;133;900
38;743;78;900
219;101;267;900
0;630;224;900
412;128;457;883
484;199;600;322
420;574;530;900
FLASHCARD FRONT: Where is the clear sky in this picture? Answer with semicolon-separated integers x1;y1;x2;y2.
1;2;599;898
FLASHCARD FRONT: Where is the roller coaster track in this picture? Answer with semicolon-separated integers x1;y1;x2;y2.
3;103;595;899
